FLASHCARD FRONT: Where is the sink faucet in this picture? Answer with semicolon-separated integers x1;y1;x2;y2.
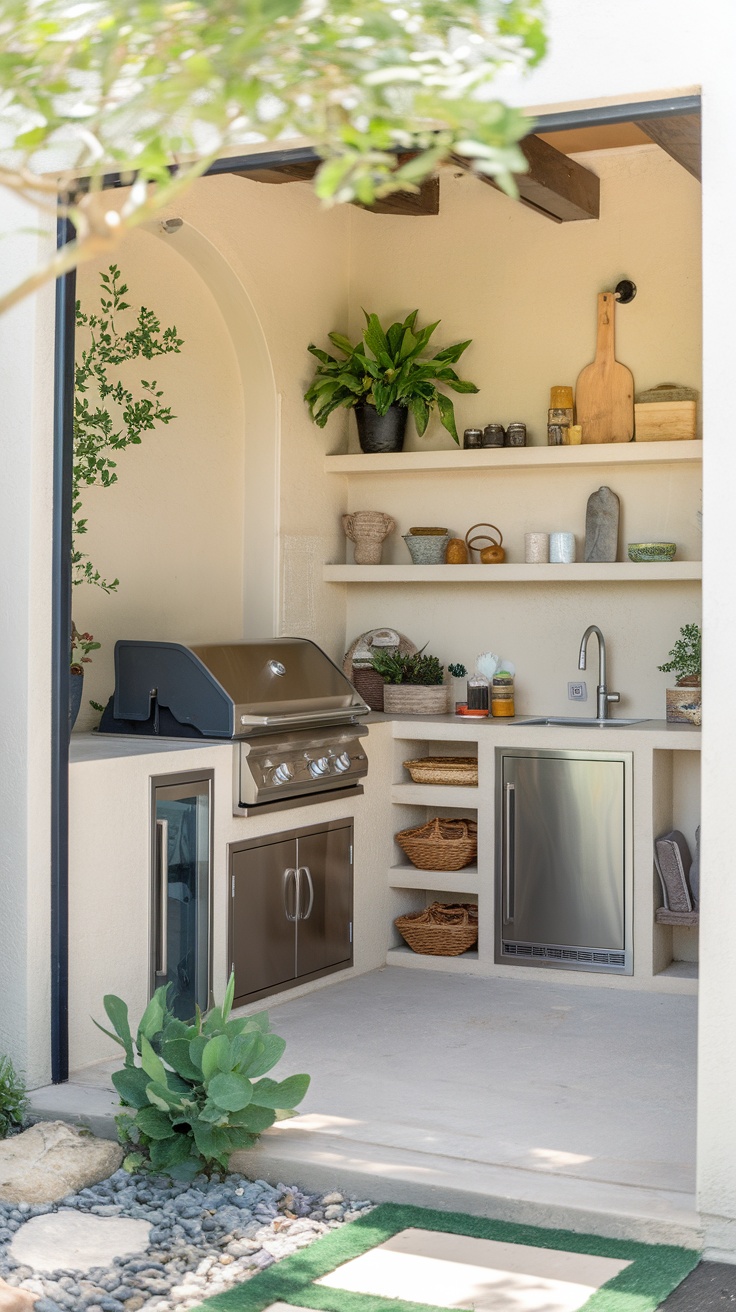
578;625;621;721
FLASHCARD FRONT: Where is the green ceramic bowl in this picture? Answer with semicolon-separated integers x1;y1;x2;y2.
627;542;677;563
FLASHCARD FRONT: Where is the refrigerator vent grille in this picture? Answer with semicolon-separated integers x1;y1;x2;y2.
502;941;626;968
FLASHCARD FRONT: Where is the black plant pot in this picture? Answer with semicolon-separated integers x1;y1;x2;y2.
70;670;84;731
355;403;408;454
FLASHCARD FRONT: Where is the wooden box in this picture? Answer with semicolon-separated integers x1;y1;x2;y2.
634;400;697;442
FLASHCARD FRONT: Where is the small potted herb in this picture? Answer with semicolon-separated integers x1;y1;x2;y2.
448;662;468;712
304;310;478;453
658;623;701;725
371;648;449;715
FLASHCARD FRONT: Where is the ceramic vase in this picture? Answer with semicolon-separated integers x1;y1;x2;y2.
342;511;395;564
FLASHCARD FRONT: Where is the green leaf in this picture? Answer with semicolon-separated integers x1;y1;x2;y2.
363;312;389;361
162;1038;201;1082
435;392;459;443
100;995;135;1064
135;1105;174;1140
145;1079;185;1112
140;1034;167;1085
191;1120;233;1160
112;1065;151;1110
221;972;236;1024
242;1033;286;1078
228;1103;276;1133
150;1133;193;1171
432;340;472;364
123;1152;144;1173
136;989;167;1045
250;1073;310;1110
208;1071;254;1112
201;1034;232;1081
327;332;357;356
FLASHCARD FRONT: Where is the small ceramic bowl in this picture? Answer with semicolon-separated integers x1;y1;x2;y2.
627;542;677;563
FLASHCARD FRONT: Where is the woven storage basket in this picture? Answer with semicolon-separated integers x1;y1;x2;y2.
383;685;450;715
395;901;478;956
403;755;478;786
396;817;477;870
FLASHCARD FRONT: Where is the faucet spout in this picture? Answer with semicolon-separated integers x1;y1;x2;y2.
578;625;619;720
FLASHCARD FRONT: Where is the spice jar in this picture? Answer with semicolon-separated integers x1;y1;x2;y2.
505;422;527;447
465;674;490;716
463;428;482;449
482;424;505;448
548;385;574;446
491;673;515;717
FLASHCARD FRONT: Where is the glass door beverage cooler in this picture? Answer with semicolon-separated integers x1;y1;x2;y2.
151;772;213;1019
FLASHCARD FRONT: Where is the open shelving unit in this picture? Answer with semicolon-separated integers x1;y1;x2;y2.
325;561;701;583
324;439;703;476
389;863;480;896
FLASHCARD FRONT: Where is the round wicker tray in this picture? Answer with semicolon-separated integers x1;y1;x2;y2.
396;817;477;870
395;902;478;956
403;756;478;786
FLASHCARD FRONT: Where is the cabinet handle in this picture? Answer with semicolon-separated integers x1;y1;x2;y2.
155;818;169;977
297;866;314;920
283;868;298;922
504;782;516;924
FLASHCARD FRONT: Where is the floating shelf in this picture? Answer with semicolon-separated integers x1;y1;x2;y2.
325;562;702;584
392;783;479;807
389;864;480;894
325;440;703;475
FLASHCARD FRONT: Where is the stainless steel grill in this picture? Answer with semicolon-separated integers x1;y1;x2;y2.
100;638;370;813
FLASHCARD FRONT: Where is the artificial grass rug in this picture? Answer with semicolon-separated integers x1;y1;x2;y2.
190;1201;700;1312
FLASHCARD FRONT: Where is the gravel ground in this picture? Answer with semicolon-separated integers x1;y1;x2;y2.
0;1173;373;1311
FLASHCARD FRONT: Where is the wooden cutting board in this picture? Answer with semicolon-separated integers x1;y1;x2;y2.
576;292;634;442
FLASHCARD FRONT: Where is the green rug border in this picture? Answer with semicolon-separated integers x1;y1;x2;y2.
191;1201;700;1312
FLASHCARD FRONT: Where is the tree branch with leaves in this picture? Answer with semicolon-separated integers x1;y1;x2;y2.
0;0;546;313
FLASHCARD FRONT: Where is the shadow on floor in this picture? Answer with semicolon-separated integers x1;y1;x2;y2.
660;1263;736;1309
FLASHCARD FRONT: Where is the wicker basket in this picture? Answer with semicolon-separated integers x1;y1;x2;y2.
395;901;478;956
403;755;478;786
396;817;477;870
384;685;450;715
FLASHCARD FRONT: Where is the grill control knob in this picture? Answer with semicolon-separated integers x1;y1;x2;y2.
273;762;294;784
309;757;330;778
334;752;351;773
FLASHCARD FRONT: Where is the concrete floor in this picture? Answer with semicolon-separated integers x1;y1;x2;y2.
35;966;700;1248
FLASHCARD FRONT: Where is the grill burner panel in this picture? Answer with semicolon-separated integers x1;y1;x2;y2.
237;725;368;810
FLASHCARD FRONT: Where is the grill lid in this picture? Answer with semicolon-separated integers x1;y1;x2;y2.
112;638;369;738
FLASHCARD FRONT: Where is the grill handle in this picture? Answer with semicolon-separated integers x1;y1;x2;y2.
283;868;298;922
155;819;169;977
297;866;315;920
239;706;368;729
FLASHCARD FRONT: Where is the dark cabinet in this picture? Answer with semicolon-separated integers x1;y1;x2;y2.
229;818;353;1005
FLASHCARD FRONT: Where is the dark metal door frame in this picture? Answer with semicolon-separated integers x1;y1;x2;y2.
50;93;700;1081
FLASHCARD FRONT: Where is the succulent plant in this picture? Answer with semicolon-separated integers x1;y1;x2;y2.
371;647;444;686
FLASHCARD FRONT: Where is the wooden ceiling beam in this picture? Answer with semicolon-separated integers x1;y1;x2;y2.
453;133;600;222
634;112;701;181
233;155;439;215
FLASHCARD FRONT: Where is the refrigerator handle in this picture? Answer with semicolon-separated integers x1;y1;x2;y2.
504;782;516;924
297;866;315;920
283;868;298;922
155;819;169;977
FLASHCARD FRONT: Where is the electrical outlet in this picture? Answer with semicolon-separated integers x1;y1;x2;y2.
568;681;587;702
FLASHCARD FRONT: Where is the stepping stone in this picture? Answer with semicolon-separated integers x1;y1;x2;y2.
0;1278;38;1310
9;1211;151;1274
318;1228;631;1312
0;1121;122;1204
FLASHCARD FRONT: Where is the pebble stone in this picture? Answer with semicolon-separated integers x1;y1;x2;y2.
0;1171;373;1311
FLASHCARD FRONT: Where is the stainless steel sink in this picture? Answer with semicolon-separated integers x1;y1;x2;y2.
512;716;649;727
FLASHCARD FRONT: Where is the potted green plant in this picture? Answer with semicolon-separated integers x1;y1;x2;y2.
70;624;101;729
658;623;701;725
304;310;478;453
371;648;449;714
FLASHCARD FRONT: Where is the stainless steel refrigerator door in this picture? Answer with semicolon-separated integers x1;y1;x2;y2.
500;752;626;953
152;775;212;1019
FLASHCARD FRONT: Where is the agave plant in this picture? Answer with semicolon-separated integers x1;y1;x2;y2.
94;973;309;1179
305;310;479;443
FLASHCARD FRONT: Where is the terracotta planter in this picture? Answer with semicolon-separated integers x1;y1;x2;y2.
382;684;450;715
666;678;701;726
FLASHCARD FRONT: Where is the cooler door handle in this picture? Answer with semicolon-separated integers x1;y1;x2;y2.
297;866;315;920
504;782;516;924
155;819;169;977
283;868;298;921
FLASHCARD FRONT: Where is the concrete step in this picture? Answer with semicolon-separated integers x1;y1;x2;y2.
28;1083;121;1141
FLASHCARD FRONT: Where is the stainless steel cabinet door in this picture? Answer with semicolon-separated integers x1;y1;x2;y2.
503;754;625;950
295;825;353;978
231;838;297;998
